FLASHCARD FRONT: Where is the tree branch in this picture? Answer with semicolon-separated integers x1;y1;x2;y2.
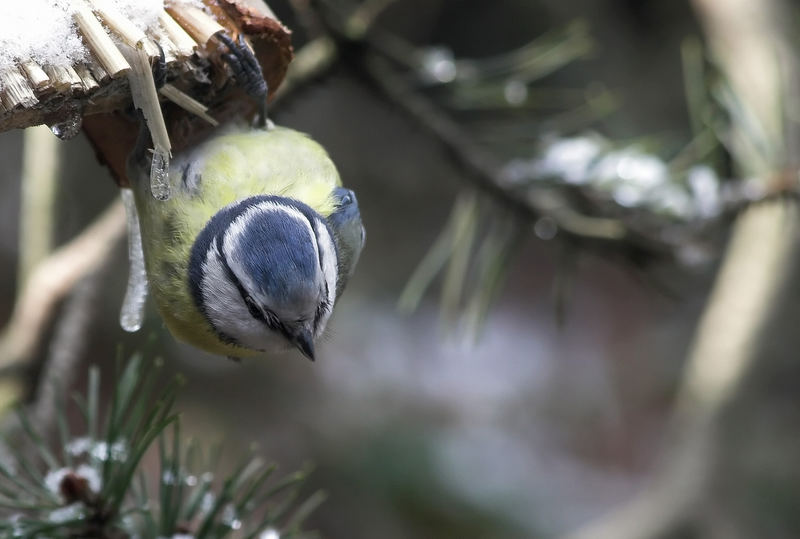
562;0;800;536
564;199;800;539
0;200;125;374
360;53;670;256
18;125;60;284
29;267;110;438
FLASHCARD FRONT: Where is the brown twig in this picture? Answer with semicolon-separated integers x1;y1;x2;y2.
287;0;326;39
272;36;339;104
290;2;677;261
361;53;669;256
0;200;126;375
18;126;60;285
30;267;109;437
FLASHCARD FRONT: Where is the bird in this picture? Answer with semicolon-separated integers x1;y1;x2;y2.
124;33;364;361
127;123;364;361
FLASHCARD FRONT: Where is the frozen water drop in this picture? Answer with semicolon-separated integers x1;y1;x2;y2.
201;492;215;512
44;467;70;495
66;437;92;456
150;149;171;201
120;189;149;332
259;528;280;539
222;504;241;529
504;79;528;106
420;46;457;84
688;165;721;218
49;103;83;140
534;217;558;240
536;136;603;185
48;503;86;523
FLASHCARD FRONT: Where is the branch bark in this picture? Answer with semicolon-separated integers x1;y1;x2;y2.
18;125;59;284
29;268;109;438
0;200;125;374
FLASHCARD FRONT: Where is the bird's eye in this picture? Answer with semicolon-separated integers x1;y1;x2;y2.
339;191;354;206
243;295;263;320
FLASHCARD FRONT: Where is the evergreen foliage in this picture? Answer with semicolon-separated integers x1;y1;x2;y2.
0;356;322;539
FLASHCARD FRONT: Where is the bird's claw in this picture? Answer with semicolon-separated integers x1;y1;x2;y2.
151;42;167;90
217;32;269;127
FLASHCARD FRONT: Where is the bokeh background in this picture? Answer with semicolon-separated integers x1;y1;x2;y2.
2;1;800;537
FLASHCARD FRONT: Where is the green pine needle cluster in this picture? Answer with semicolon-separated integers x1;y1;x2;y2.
0;355;323;539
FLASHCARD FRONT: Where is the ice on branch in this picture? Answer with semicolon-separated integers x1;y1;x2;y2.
502;134;724;221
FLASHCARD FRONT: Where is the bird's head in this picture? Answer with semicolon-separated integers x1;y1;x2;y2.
189;194;360;360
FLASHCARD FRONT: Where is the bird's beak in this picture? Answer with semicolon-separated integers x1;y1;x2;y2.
293;330;316;361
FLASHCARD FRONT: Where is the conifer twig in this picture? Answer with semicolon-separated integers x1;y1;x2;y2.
362;53;658;251
297;3;674;260
0;356;322;537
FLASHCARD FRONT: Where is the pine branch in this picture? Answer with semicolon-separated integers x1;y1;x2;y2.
0;355;321;539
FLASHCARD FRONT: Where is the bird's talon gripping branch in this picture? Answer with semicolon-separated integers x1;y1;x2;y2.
152;42;167;90
216;32;269;127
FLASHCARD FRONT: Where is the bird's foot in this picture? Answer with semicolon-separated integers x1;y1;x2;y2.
151;42;167;90
217;32;269;128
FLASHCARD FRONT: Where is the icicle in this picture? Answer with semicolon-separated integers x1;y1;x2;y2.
120;189;148;332
150;148;171;201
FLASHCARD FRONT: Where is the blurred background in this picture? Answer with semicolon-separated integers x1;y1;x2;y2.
2;0;800;537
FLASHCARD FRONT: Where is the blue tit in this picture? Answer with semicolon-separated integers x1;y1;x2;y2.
127;124;365;360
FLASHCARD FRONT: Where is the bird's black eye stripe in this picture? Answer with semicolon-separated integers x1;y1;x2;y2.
313;282;331;330
244;295;263;320
218;237;280;330
244;292;283;332
244;294;287;333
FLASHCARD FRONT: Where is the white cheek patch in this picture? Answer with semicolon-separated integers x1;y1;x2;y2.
312;216;337;337
199;197;341;349
200;241;285;351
